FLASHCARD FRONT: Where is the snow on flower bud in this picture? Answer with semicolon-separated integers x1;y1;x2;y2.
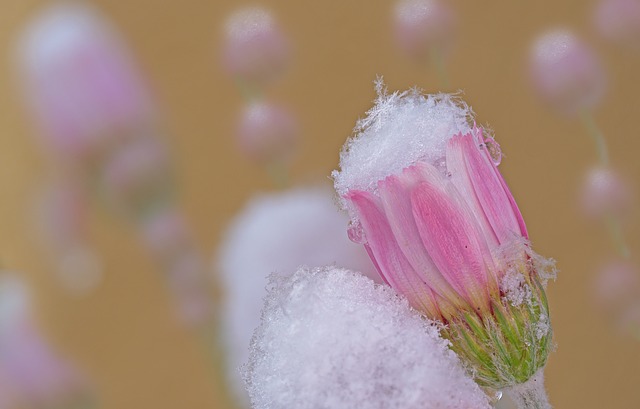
393;0;456;63
16;3;153;163
528;29;606;116
581;166;633;219
333;83;556;396
216;186;377;404
243;265;491;409
236;100;298;165
594;0;640;51
222;7;290;89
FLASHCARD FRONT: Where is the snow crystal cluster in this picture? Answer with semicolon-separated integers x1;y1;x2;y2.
243;266;491;409
216;186;376;403
332;80;475;203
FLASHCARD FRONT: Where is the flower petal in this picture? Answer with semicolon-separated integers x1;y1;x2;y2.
410;176;493;312
346;189;442;317
447;130;528;244
378;171;467;309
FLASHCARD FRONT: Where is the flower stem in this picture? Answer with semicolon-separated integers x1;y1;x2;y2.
504;369;552;409
579;110;609;166
430;47;450;90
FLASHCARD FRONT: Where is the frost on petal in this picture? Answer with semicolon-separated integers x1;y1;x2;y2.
215;186;377;404
332;79;475;207
243;266;491;409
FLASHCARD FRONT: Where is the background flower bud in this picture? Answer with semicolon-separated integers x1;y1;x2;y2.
581;166;633;219
236;100;298;165
222;7;290;89
529;29;606;116
593;0;640;51
16;3;153;163
393;0;456;63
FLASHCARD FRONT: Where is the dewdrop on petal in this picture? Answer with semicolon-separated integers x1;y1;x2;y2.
529;29;606;116
16;3;153;163
594;0;640;51
393;0;456;63
581;166;633;219
236;101;298;164
333;83;556;407
222;7;290;89
243;266;491;409
216;186;377;404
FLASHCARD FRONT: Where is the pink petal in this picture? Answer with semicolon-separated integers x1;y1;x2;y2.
447;131;527;245
346;190;441;317
377;171;466;309
410;178;493;312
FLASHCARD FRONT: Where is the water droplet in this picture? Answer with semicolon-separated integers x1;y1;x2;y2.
347;220;366;244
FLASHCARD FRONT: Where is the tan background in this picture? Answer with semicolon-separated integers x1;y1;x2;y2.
0;0;638;408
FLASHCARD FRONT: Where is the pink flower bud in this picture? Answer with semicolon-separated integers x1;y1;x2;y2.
581;166;633;218
139;207;190;261
593;260;639;310
333;87;556;390
16;4;153;162
100;135;170;216
222;7;290;88
529;29;606;116
0;275;89;407
393;0;456;62
236;101;298;164
594;0;640;51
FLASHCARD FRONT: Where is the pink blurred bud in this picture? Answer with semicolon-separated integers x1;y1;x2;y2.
617;301;640;338
140;207;190;262
393;0;456;63
236;101;298;164
16;4;153;162
594;0;640;51
581;166;633;218
529;29;606;116
166;251;213;326
593;260;639;310
101;135;170;216
222;7;290;88
0;275;89;407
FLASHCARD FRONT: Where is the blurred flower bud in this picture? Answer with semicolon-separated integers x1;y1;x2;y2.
393;0;456;63
140;207;190;262
0;274;90;408
581;166;633;219
101;135;171;217
594;0;640;51
236;100;298;164
617;301;640;339
222;7;290;89
593;260;639;310
16;3;153;164
529;29;606;116
166;251;213;327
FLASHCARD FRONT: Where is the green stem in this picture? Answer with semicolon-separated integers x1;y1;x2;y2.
579;110;609;166
430;47;450;90
267;159;290;189
605;213;631;259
